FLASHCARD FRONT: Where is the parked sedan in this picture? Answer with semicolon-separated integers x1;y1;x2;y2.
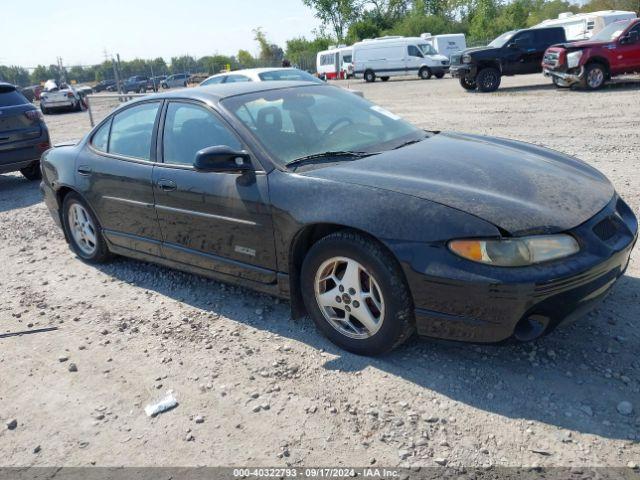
200;68;323;86
0;82;50;180
40;82;637;355
39;81;84;114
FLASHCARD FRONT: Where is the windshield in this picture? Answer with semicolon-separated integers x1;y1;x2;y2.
591;20;634;42
418;44;437;56
222;85;424;167
488;31;516;48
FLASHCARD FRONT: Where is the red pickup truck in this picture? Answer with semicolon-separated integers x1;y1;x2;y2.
542;18;640;89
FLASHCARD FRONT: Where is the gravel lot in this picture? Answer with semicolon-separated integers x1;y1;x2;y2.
1;74;639;468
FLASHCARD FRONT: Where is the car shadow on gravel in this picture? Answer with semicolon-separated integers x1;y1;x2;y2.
0;174;42;212
96;256;639;441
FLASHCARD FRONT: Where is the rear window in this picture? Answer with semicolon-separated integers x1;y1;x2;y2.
258;70;320;83
0;87;28;107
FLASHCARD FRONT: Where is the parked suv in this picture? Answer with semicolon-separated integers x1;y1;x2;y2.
543;18;640;89
161;73;189;89
0;83;50;180
450;27;567;92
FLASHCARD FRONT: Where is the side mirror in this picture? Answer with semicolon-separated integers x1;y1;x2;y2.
621;31;639;44
193;145;252;173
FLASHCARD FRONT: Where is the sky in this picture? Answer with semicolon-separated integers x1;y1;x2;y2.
1;0;322;68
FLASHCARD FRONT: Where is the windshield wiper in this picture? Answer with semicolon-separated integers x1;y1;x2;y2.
392;136;427;150
285;151;372;170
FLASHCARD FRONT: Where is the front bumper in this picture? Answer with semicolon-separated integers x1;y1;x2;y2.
543;66;584;85
449;64;476;78
399;196;637;343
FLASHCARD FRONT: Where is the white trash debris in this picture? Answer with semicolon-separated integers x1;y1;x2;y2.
144;391;178;417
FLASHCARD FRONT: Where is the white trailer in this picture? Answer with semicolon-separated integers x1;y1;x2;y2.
420;33;467;59
316;46;354;80
532;10;637;41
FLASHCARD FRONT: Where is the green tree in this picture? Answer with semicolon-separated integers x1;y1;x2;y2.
237;49;256;68
302;0;361;41
253;28;284;65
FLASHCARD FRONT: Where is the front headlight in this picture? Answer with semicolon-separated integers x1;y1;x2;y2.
448;234;579;267
462;54;472;64
566;50;583;69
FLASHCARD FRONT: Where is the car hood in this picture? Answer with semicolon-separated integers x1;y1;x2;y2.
302;132;614;236
462;46;502;57
551;40;611;50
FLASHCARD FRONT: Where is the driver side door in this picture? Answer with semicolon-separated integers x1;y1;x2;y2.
502;31;538;75
153;100;277;283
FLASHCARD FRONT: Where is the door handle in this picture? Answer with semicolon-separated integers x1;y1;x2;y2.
157;179;176;191
77;165;92;175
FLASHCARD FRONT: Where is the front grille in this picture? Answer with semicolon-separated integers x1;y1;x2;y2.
593;216;619;241
543;52;559;67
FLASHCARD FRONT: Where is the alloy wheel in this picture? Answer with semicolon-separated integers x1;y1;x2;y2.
68;203;98;256
587;67;604;89
314;256;385;339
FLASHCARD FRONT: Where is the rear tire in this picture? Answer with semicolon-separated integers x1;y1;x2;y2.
435;72;445;79
476;67;501;92
40;105;49;115
419;67;432;80
301;231;414;356
20;162;41;181
364;70;376;83
582;63;606;90
61;192;112;264
380;76;390;82
459;75;477;90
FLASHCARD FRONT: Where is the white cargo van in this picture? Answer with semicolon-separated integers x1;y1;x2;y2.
420;33;467;59
352;36;450;82
532;10;637;41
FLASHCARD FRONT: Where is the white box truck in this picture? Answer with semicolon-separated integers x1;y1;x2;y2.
420;33;467;59
352;36;450;82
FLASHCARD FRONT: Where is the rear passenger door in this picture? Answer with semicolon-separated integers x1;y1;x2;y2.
153;100;277;283
79;101;164;256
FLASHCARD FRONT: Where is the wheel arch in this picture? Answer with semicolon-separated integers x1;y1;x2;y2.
477;60;501;73
585;57;610;75
287;222;408;319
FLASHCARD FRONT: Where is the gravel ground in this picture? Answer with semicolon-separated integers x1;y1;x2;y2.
1;74;639;468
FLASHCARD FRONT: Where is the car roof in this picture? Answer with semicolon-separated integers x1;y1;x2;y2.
0;82;17;91
204;67;303;82
126;80;327;105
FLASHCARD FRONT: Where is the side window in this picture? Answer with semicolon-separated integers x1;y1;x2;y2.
225;75;251;83
91;119;111;153
163;102;242;166
109;102;160;160
202;76;225;85
534;29;559;46
408;45;423;57
513;32;534;47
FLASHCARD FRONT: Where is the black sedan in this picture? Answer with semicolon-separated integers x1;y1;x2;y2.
40;82;637;355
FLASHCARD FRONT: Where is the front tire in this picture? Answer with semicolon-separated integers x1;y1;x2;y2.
20;162;41;181
364;70;376;83
62;193;111;264
582;63;606;90
459;75;477;90
476;67;501;92
301;231;414;356
419;67;432;80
